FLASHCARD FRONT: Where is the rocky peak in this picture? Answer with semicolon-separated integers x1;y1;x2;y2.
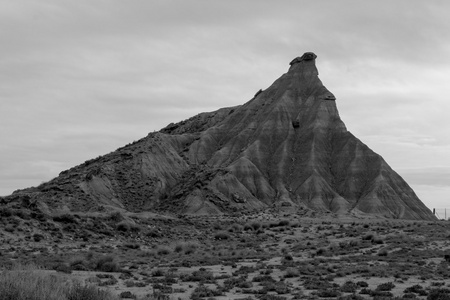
288;52;319;77
289;52;317;65
1;53;436;220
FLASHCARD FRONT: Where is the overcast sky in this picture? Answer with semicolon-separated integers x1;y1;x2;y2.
1;1;449;212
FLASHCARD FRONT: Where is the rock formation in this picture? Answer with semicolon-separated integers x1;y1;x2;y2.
2;52;435;220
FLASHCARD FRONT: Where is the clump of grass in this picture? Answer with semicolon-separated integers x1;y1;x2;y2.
0;264;118;300
66;283;114;300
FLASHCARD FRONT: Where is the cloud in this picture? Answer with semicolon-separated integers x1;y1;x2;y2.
1;0;449;208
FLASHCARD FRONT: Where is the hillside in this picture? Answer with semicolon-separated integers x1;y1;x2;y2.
1;52;435;220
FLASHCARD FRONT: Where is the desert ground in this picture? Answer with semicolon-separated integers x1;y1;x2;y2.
1;206;450;299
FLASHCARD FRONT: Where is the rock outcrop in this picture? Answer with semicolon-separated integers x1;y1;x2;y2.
2;52;435;220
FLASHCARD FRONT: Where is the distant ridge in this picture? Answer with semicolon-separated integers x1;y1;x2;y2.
2;52;436;220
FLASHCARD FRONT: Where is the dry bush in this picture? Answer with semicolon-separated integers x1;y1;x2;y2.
228;223;243;233
214;231;230;240
156;246;171;255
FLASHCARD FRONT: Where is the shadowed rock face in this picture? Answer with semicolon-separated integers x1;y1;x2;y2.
3;53;435;220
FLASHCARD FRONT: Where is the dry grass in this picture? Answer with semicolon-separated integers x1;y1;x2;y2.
0;264;117;300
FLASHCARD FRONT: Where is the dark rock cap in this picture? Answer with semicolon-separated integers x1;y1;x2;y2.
289;52;317;65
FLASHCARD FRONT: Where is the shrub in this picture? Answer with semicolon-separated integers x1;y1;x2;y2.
378;249;388;256
70;258;88;271
109;211;124;222
340;281;357;293
5;224;15;232
338;294;364;300
33;233;45;242
252;275;275;283
214;231;230;240
228;224;243;233
184;242;198;255
278;220;290;227
123;243;140;249
146;228;161;238
213;223;222;230
119;291;136;299
174;243;185;253
152;269;165;277
283;254;293;261
369;290;393;297
316;289;342;298
223;276;251;290
244;223;253;231
190;284;222;299
116;221;131;232
356;281;368;288
404;284;427;296
94;255;120;272
250;221;262;231
376;282;395;291
156;246;171;255
0;207;14;217
258;295;287;300
316;248;328;256
261;281;291;294
284;267;300;278
184;269;214;283
53;214;78;224
55;263;73;274
427;288;450;300
371;236;384;244
362;233;374;241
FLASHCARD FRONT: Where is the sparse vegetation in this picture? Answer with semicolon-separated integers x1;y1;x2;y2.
1;209;450;299
0;264;118;300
